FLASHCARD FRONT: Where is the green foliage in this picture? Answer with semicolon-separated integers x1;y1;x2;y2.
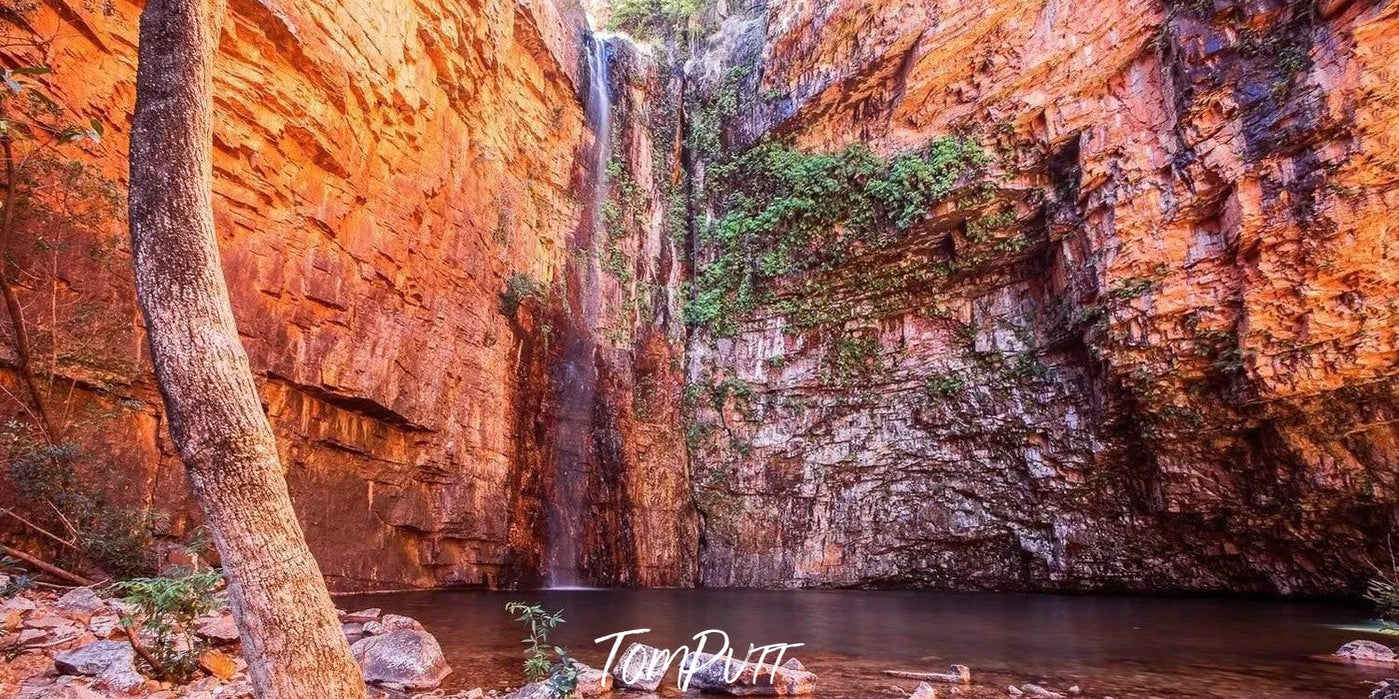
111;568;225;682
1108;276;1157;301
0;556;37;598
823;332;885;386
505;602;580;697
687;136;988;334
2;424;160;578
606;0;709;42
501;273;546;318
923;371;966;398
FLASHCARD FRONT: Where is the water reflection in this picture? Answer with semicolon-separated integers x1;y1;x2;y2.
339;589;1391;697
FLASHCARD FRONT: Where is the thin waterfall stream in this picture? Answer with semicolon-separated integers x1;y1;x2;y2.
543;32;612;590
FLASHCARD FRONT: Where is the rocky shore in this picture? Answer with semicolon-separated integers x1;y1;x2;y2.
9;585;1395;699
0;586;456;698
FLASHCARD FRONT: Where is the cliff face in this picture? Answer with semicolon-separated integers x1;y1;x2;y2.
2;0;1394;596
0;0;696;590
684;0;1399;593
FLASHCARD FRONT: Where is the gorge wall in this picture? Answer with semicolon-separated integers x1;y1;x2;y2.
682;0;1399;594
0;0;695;590
0;0;1394;596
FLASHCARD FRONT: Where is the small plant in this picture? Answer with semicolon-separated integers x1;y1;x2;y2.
111;568;225;682
3;424;162;578
923;371;965;398
0;556;37;598
606;0;710;42
501;273;545;318
505;602;580;697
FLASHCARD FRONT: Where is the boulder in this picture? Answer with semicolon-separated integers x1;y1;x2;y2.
574;662;613;697
55;640;136;676
196;614;240;644
610;641;670;691
681;651;817;695
199;648;239;680
1020;685;1065;699
364;613;423;636
781;658;807;672
88;614;121;639
351;629;451;691
908;682;937;698
504;680;553;699
1372;679;1399;699
55;588;106;615
2;596;37;613
54;639;149;692
1338;640;1398;663
343;622;366;643
341;608;381;624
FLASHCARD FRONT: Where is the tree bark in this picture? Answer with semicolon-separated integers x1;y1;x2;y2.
126;1;366;697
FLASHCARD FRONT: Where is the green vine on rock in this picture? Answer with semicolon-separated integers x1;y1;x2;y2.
685;136;990;335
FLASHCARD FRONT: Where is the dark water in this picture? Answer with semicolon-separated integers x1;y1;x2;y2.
338;589;1394;698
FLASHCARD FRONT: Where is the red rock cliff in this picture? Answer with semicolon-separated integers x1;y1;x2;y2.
0;0;696;590
684;0;1398;594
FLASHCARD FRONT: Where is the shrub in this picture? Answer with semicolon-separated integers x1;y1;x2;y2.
500;273;546;318
687;136;989;334
607;0;709;43
505;601;580;696
0;556;37;598
3;424;161;577
111;568;225;682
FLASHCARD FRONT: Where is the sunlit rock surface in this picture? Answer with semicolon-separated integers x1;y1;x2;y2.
685;0;1399;594
0;0;695;590
0;0;1393;596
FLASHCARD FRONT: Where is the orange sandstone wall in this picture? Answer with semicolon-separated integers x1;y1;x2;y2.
0;0;696;590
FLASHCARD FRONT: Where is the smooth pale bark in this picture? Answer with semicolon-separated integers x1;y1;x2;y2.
127;0;366;697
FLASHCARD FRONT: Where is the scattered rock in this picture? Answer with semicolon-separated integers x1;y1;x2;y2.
196;614;240;644
55;588;107;615
343;622;366;643
504;680;553;699
681;651;817;695
199;649;239;680
55;640;137;676
610;642;670;691
885;666;970;684
351;628;452;691
909;681;937;698
2;596;37;613
88;614;121;639
1338;640;1398;663
782;658;807;672
1372;679;1399;699
574;662;612;698
1008;687;1024;697
1019;684;1064;699
26;613;76;629
365;613;423;636
341;608;382;624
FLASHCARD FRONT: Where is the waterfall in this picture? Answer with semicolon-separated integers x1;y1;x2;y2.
543;33;612;589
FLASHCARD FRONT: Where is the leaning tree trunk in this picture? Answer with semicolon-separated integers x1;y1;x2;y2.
127;0;366;697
